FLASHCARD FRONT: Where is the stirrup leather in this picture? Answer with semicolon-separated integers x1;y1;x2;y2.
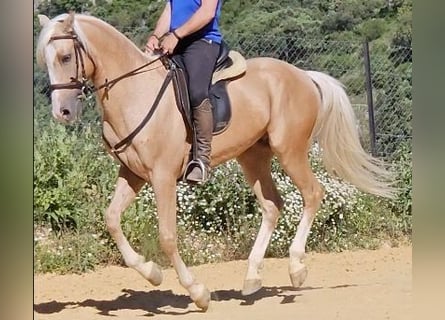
183;159;209;183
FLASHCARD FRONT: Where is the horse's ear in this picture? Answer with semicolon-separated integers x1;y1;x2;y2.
62;11;75;32
37;14;50;27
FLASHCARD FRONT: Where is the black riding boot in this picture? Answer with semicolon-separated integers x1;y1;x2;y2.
186;99;213;183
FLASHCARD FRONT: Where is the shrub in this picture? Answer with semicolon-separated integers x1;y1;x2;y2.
34;119;117;232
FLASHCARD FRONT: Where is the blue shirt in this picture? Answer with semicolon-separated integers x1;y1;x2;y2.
169;0;222;43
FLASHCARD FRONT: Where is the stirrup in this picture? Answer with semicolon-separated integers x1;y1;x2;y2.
183;159;209;183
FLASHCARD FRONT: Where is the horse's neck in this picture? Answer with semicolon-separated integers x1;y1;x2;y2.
80;17;173;144
82;19;164;109
81;18;161;87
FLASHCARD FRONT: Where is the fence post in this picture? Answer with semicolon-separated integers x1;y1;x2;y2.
363;40;377;157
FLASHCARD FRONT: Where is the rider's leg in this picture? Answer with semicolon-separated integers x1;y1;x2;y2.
182;39;220;183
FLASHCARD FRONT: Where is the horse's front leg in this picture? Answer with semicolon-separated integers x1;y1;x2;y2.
151;171;210;311
105;166;163;286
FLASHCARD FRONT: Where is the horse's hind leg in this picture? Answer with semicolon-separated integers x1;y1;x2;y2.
105;166;163;286
277;150;324;288
237;142;284;295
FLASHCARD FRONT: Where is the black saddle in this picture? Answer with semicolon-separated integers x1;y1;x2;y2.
214;41;232;71
171;41;232;135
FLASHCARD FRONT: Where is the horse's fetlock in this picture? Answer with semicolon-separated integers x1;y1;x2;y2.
289;249;305;262
248;256;264;272
181;278;195;289
125;254;144;268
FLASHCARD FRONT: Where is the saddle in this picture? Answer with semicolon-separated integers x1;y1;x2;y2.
170;41;247;135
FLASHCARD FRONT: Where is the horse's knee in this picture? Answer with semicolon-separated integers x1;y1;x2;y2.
159;232;177;256
262;200;281;227
302;182;324;213
105;210;120;236
312;183;325;208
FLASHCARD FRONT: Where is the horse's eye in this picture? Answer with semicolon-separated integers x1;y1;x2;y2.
61;54;72;64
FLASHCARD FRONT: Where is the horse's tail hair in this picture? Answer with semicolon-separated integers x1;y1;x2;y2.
306;70;397;199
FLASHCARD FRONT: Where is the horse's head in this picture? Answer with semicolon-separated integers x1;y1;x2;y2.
36;12;95;124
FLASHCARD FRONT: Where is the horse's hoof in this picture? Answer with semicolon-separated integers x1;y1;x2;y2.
147;262;163;286
195;288;211;311
241;278;262;296
189;283;211;311
289;265;308;288
138;261;163;286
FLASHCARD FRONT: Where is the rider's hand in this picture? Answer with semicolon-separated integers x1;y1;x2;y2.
146;35;160;52
160;33;179;55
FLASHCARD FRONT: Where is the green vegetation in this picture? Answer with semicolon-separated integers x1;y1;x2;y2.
33;0;412;274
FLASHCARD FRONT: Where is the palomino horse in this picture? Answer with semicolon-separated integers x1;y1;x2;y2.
36;13;395;310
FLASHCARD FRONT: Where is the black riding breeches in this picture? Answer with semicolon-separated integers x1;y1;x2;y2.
173;38;220;108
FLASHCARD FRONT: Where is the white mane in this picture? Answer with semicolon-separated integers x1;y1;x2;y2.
36;13;94;67
36;13;146;68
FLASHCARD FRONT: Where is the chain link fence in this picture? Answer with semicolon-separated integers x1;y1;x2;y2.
222;34;412;159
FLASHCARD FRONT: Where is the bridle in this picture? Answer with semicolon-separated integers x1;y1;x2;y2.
48;31;168;97
48;29;175;163
49;32;90;93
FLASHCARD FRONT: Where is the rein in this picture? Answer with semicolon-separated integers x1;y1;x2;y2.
105;69;173;153
49;30;174;157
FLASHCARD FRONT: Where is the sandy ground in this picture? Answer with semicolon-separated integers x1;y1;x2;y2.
34;245;412;320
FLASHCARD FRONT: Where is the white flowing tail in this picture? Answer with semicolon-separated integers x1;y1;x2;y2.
306;70;396;199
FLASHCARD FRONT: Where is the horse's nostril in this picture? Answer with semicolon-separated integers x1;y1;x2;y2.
61;108;71;116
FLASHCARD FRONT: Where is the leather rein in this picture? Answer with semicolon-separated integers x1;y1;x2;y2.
48;31;173;156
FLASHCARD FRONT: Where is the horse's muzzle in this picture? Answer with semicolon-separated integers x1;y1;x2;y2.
60;107;73;122
52;104;80;124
